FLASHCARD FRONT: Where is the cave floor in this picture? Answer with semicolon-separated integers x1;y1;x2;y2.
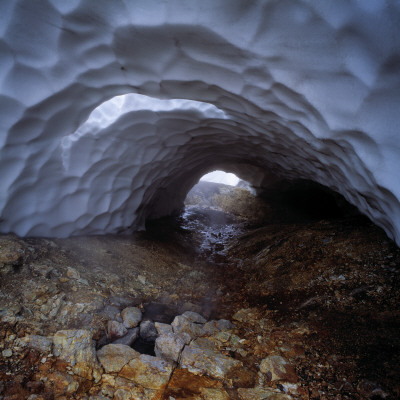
1;190;400;399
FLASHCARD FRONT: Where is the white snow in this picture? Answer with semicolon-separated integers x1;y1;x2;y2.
200;172;240;187
0;1;399;245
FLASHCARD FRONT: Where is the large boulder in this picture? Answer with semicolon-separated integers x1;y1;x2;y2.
97;344;139;373
52;329;102;382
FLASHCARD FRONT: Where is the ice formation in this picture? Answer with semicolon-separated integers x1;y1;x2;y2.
0;1;400;243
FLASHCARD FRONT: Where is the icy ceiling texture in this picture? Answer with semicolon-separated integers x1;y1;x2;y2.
0;1;400;243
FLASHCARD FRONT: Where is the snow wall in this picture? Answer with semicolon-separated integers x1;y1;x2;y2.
1;0;400;244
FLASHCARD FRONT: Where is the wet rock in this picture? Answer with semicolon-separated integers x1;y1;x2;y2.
66;266;80;279
17;334;53;353
155;332;186;362
180;337;242;380
121;306;142;328
260;355;298;383
53;329;102;381
107;320;128;340
140;320;158;341
155;322;173;336
112;328;139;346
237;387;293;399
119;354;174;389
97;344;139;373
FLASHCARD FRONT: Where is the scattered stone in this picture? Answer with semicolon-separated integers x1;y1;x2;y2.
121;306;142;328
119;354;174;389
138;275;146;285
107;320;128;340
66;266;80;280
259;355;298;383
97;344;139;373
140;320;158;341
357;379;389;398
2;349;12;357
17;334;53;353
232;308;258;323
180;337;242;380
52;329;102;381
155;332;187;362
112;327;139;346
155;322;173;336
237;387;292;399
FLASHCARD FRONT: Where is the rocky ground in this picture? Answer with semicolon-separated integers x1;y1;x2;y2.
0;180;399;399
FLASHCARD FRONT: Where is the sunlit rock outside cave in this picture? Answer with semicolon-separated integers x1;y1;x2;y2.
0;1;399;399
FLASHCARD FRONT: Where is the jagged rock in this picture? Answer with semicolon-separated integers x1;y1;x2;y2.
237;387;293;399
121;306;142;328
155;322;173;336
172;315;205;338
107;320;128;340
17;334;53;353
43;371;79;396
154;332;187;362
181;311;207;323
139;320;158;341
97;344;139;373
259;355;298;383
119;354;174;389
112;328;139;346
180;337;242;380
2;349;12;357
0;237;23;274
52;329;102;381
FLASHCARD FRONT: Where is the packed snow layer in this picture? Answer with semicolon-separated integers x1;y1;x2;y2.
0;1;400;244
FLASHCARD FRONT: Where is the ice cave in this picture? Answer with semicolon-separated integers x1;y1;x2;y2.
0;0;400;244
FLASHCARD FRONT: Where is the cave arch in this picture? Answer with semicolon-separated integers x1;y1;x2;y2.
0;1;399;244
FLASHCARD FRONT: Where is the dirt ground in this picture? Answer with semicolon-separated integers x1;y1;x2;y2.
0;180;399;399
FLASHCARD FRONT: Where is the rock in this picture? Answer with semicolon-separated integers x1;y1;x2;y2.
181;311;207;323
155;333;187;362
107;320;128;340
200;388;231;400
112;328;139;346
0;237;23;274
101;304;121;320
97;344;139;373
138;275;146;285
155;322;173;336
357;380;389;398
52;329;102;381
259;355;298;383
2;349;12;357
172;315;205;338
17;334;53;353
232;308;258;323
203;319;234;335
140;320;158;341
180;337;242;380
119;354;174;389
66;266;80;279
121;306;142;328
44;371;79;396
237;387;293;399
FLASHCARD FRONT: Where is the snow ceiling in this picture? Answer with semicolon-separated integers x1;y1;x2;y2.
1;0;400;244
